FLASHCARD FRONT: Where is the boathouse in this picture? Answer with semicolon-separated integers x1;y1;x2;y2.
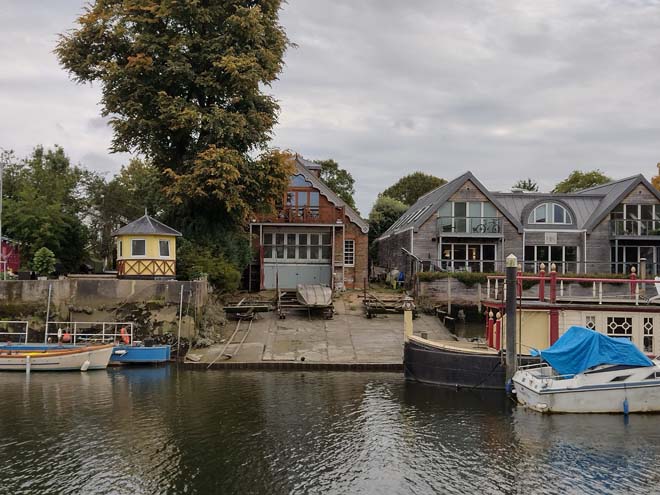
112;214;181;279
248;155;369;290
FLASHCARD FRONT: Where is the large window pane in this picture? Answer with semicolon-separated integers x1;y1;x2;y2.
534;205;546;223
483;202;496;218
131;239;145;256
454;202;467;233
536;246;549;261
310;192;320;207
553;204;565;223
482;245;495;260
321;233;331;245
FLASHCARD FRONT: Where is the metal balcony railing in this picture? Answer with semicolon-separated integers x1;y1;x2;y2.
437;216;502;235
610;219;660;237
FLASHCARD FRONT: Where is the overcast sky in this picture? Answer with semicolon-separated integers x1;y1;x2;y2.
2;1;660;214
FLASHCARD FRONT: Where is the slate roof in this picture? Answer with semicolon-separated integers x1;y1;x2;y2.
378;171;523;239
112;214;182;237
294;156;369;233
492;192;604;230
378;172;659;239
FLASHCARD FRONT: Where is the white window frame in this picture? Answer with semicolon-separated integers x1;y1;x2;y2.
529;203;572;225
131;239;146;257
263;231;332;263
524;245;579;273
158;239;171;258
344;239;355;266
118;240;123;258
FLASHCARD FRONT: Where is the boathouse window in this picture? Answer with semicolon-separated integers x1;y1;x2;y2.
585;315;596;330
440;243;496;272
131;239;146;257
159;240;170;257
606;316;633;340
263;232;332;262
344;240;355;266
644;317;654;353
524;245;578;273
528;203;572;225
438;201;499;234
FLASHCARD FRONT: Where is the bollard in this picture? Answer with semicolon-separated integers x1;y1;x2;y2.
25;355;31;374
505;254;518;383
402;296;415;342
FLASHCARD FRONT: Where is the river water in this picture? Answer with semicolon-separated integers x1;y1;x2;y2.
1;369;660;495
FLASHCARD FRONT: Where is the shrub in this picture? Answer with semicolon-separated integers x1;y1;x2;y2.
31;247;56;277
176;240;241;292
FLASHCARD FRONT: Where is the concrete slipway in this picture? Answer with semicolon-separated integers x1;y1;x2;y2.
186;295;454;371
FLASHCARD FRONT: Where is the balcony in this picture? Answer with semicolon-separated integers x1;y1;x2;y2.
437;216;503;237
257;205;345;225
610;219;660;238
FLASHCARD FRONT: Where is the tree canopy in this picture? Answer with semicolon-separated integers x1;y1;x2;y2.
553;170;611;193
55;1;293;215
368;195;408;242
652;163;660;191
1;146;90;272
56;1;295;286
314;159;357;211
381;172;446;206
512;178;538;192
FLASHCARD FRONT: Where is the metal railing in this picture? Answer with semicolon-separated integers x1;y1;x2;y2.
0;321;29;343
610;219;660;237
44;321;134;345
485;270;658;306
437;216;502;235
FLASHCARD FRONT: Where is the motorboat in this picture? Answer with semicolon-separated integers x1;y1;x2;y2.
0;344;114;371
513;326;660;413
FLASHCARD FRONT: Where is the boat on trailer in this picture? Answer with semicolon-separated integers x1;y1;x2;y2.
513;326;660;413
0;344;114;372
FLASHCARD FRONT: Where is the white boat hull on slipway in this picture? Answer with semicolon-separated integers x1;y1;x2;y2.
514;363;660;413
0;344;114;372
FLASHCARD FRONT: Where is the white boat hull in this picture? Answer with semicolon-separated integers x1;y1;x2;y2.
514;364;660;413
0;345;114;372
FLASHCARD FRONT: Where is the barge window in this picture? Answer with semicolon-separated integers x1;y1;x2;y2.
644;317;654;353
606;316;633;340
610;375;632;382
585;315;596;330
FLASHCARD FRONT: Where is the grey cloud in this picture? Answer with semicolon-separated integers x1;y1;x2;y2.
2;0;660;213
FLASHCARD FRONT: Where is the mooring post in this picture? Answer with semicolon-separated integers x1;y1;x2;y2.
402;295;415;342
505;254;518;383
177;285;184;360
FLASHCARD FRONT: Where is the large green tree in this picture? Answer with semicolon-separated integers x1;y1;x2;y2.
553;170;611;193
368;195;408;242
314;159;357;211
56;1;294;281
381;172;446;206
1;146;90;272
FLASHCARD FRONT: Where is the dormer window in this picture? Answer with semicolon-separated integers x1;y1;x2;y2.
529;203;572;225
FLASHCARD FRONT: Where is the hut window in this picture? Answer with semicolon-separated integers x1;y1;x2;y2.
131;239;146;257
159;240;170;257
118;240;123;257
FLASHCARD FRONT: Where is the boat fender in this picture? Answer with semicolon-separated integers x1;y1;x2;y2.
80;360;90;372
505;379;513;395
62;331;72;344
623;398;629;415
57;328;62;342
119;327;130;345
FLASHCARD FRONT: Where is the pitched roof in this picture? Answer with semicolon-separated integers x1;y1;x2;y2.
378;171;524;239
294;156;369;233
580;174;660;232
112;214;182;237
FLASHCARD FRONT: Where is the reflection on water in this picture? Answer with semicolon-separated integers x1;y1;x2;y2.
1;369;660;494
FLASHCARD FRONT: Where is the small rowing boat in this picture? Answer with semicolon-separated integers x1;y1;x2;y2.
0;344;114;372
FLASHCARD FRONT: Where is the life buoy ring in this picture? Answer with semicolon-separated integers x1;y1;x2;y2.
119;327;130;345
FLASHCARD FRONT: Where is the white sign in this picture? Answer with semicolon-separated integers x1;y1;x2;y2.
545;232;558;245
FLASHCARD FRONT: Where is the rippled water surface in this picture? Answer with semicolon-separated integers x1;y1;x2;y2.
2;369;660;494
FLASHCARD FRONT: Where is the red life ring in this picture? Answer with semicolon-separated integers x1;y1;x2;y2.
119;327;130;345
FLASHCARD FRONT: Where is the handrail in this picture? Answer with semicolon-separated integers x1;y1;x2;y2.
44;321;134;345
0;321;30;343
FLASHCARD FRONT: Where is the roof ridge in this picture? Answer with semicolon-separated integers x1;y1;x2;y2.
576;174;642;193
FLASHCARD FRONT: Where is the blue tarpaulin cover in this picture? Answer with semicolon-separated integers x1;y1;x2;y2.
531;326;653;376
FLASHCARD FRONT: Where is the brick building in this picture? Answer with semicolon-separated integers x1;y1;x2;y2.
247;156;369;290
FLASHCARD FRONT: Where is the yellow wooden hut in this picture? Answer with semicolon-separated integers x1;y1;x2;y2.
112;214;182;279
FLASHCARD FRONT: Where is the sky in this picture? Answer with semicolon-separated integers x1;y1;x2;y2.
2;1;660;214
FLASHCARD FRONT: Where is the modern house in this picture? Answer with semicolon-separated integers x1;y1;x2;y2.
376;171;660;277
112;214;181;279
248;155;369;290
